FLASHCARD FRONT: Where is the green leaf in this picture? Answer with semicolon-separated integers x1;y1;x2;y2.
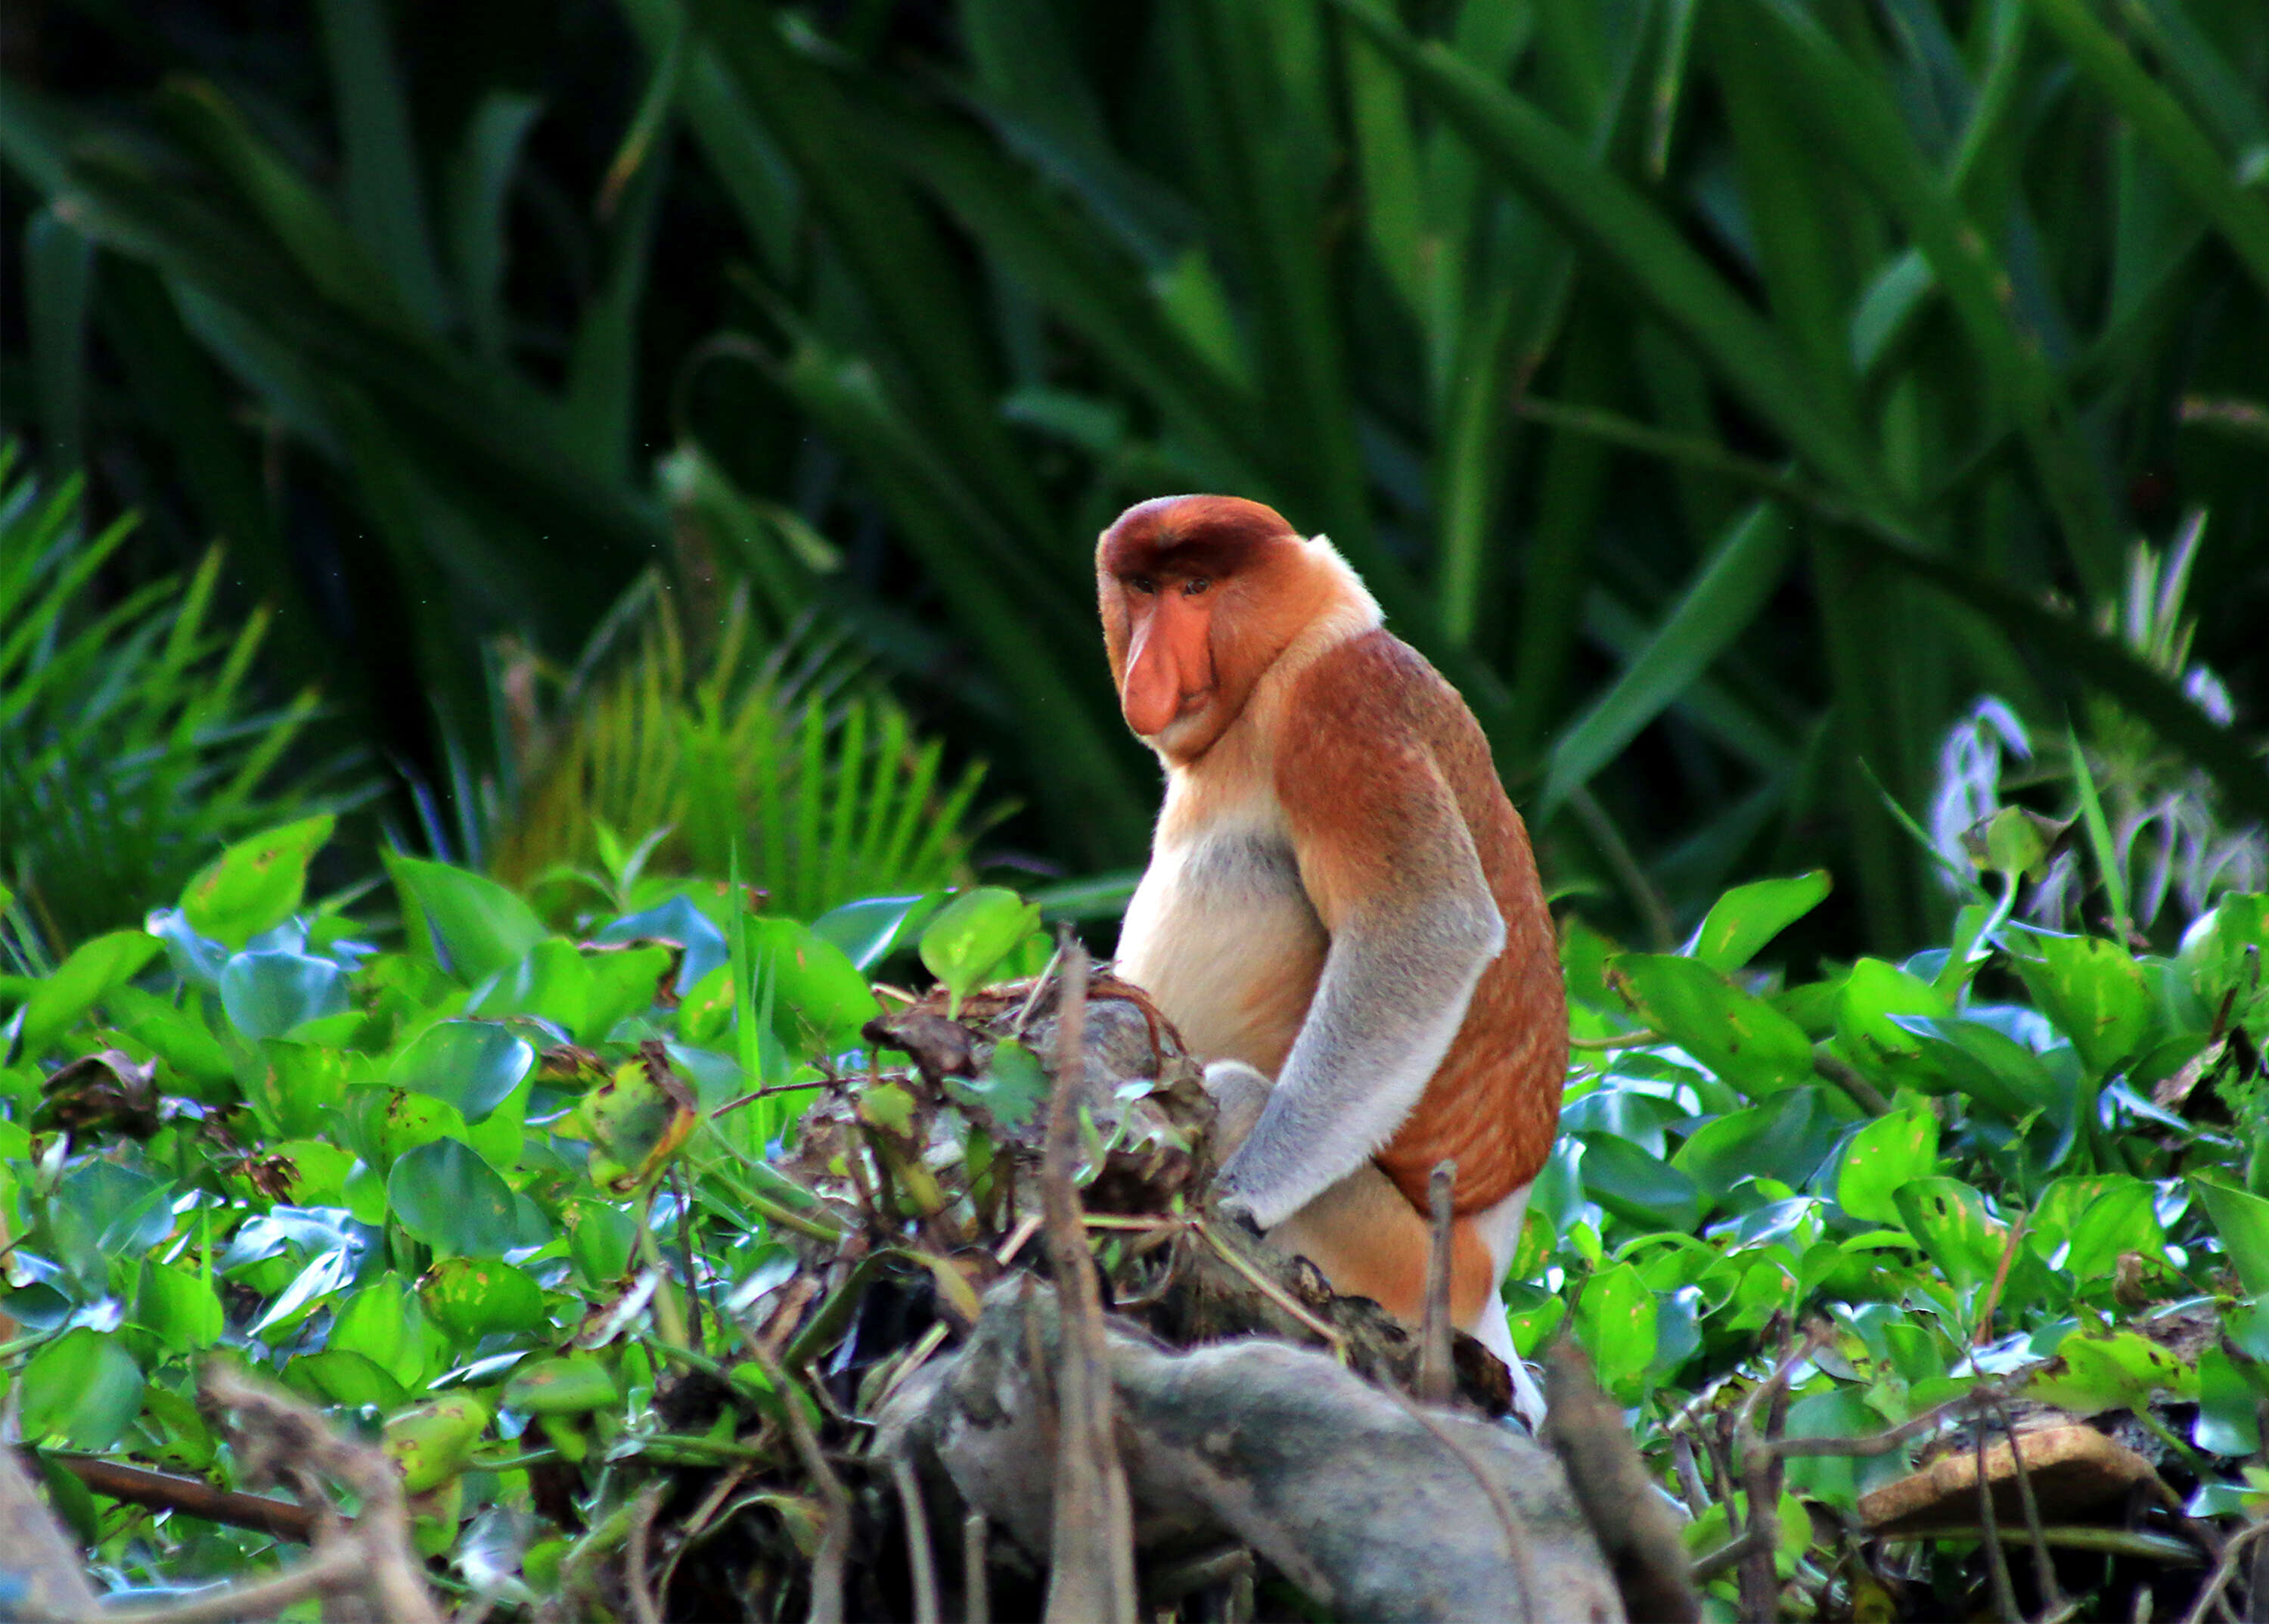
570;1049;695;1193
2011;931;2156;1078
330;1275;427;1386
1836;1103;1940;1227
384;852;548;986
1892;1017;2063;1122
2196;1178;2269;1299
2028;1328;2197;1416
1834;959;1953;1087
179;814;334;949
563;1198;637;1290
419;1256;548;1340
1674;1088;1843;1201
383;1392;490;1493
1573;1261;1658;1397
387;1138;520;1257
16;930;163;1057
945;1036;1051;1134
504;1355;619;1417
2196;1346;2261;1458
136;1261;225;1352
1607;954;1817;1095
918;889;1041;1017
1686;871;1832;972
1891;1178;2003;1298
748;919;874;1053
245;1040;358;1139
219;949;351;1042
388;1020;535;1125
809;893;942;972
20;1328;145;1450
285;1348;408;1413
2036;1175;2162;1284
1575;1133;1706;1231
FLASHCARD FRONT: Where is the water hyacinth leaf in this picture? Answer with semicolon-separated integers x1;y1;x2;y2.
20;1328;145;1451
1891;1178;2004;1298
389;1019;535;1124
421;1256;548;1340
250;1244;358;1339
384;1392;491;1493
572;1048;696;1192
2060;1178;2163;1283
504;1355;619;1416
141;909;231;994
180;813;334;949
2177;896;2269;1013
1685;871;1831;971
331;1275;424;1385
346;1087;470;1175
17;930;163;1057
564;1197;638;1289
2196;1346;2262;1457
1574;1132;1706;1231
135;1261;225;1352
1892;1017;2062;1121
1835;959;1953;1087
810;893;942;972
1574;1261;1658;1395
1671;1087;1842;1202
286;1348;408;1414
747;918;874;1054
219;949;351;1042
1607;955;1817;1095
1781;1386;1892;1509
2194;1178;2269;1299
1836;1102;1940;1226
471;938;668;1047
388;1138;521;1256
595;894;729;992
247;1041;359;1139
2010;932;2157;1079
946;1036;1051;1134
385;852;547;985
919;888;1041;1016
2027;1329;2198;1416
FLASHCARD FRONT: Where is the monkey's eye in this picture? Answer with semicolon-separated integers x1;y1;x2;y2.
1181;576;1211;598
1127;575;1157;595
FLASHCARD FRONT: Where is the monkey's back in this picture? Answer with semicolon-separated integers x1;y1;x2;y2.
1282;632;1569;1218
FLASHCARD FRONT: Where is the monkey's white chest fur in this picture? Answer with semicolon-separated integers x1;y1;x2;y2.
1113;818;1327;1076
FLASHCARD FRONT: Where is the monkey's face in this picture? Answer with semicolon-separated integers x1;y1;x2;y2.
1097;495;1308;762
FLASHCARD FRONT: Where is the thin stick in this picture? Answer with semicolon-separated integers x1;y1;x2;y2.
1417;1159;1457;1406
1038;933;1138;1624
101;1544;365;1623
1672;1432;1711;1519
1988;1393;2063;1613
1690;1526;1774;1585
1974;1412;2019;1622
963;1511;991;1624
894;1458;942;1624
1972;1212;2029;1347
625;1480;667;1624
1810;1050;1892;1116
1195;1218;1346;1349
2181;1519;2269;1624
33;1451;315;1542
1567;1029;1665;1051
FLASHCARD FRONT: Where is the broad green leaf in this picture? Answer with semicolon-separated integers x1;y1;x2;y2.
331;1275;425;1386
420;1256;548;1340
1672;1088;1842;1201
504;1355;619;1416
1781;1387;1892;1510
389;1019;535;1124
810;893;942;971
20;1328;145;1450
1573;1261;1657;1396
2195;1178;2269;1299
748;918;874;1054
285;1348;408;1413
1836;1104;1939;1227
919;889;1041;1017
563;1198;637;1290
1686;871;1831;972
2196;1346;2261;1457
2027;1328;2197;1416
345;1087;469;1175
384;1392;491;1493
1607;954;1816;1095
1575;1133;1706;1231
1834;959;1953;1087
219;949;350;1042
388;1138;520;1256
247;1040;359;1139
250;1245;359;1338
385;852;547;986
2177;897;2269;1012
180;813;334;949
17;930;162;1057
570;1048;696;1193
1892;1018;2063;1122
596;895;730;991
136;1261;225;1352
2011;932;2156;1078
2041;1176;2162;1284
1891;1178;2003;1298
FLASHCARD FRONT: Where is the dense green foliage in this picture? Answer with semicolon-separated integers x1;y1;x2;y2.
5;817;2269;1615
4;0;2265;947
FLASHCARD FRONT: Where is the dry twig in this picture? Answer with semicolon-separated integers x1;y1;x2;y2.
893;1457;942;1624
1417;1160;1456;1406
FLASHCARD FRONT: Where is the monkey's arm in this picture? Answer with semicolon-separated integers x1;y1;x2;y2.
1213;703;1502;1230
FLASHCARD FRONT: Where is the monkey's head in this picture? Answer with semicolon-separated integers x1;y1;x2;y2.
1097;495;1360;761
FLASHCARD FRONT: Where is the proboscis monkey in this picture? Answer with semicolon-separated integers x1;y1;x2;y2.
1098;495;1566;1418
